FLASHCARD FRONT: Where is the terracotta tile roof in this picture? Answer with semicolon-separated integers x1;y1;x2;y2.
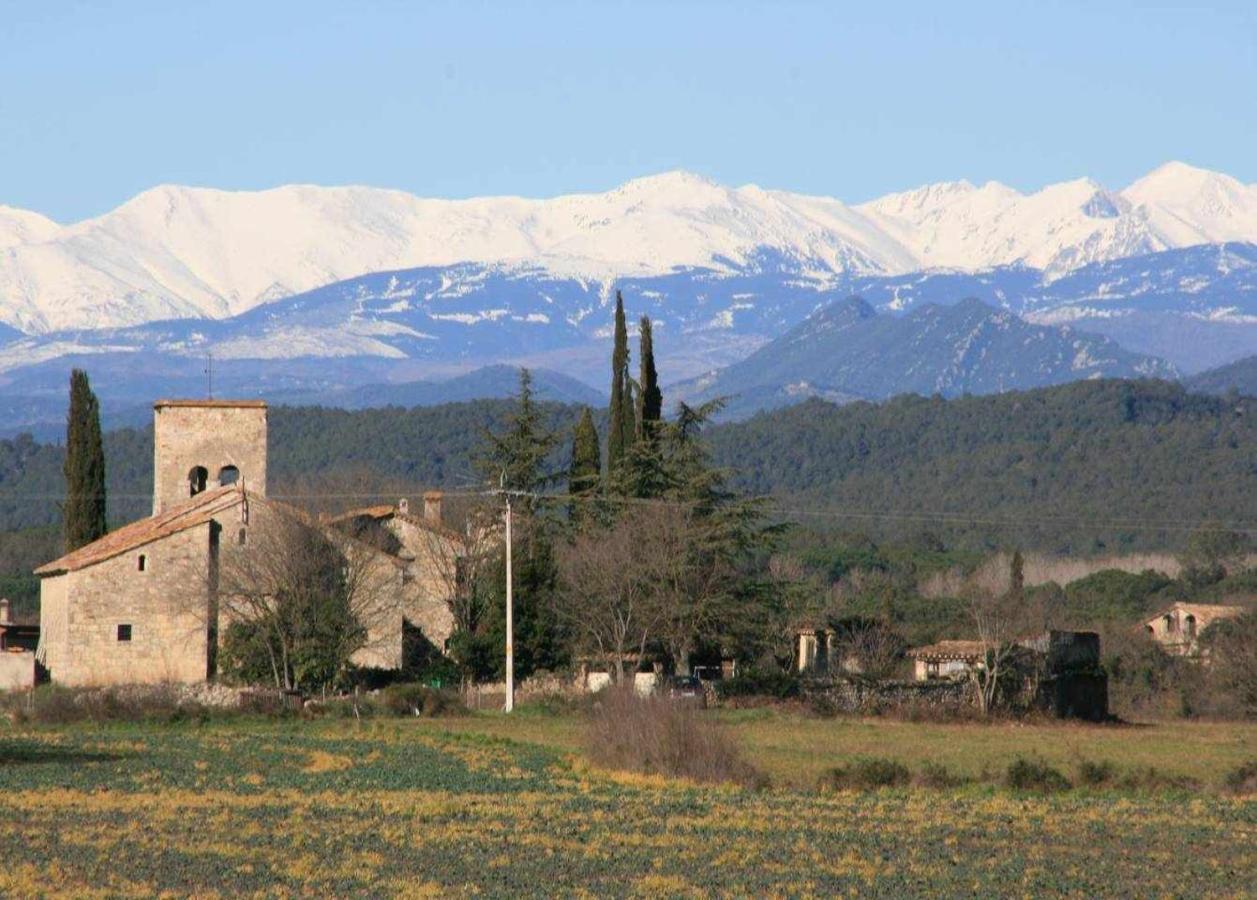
154;399;267;408
329;504;463;542
35;485;245;576
907;640;991;661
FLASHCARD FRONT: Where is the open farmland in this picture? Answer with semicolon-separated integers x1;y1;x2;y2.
0;715;1253;896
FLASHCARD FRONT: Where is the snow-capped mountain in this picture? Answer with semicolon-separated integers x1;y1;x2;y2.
2;162;1255;335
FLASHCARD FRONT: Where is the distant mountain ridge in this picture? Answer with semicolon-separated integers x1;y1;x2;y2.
2;161;1256;335
674;296;1176;418
0;363;602;440
1185;355;1257;396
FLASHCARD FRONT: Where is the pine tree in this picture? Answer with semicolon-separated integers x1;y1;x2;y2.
478;368;556;496
568;407;601;497
637;315;662;439
63;368;107;551
607;291;635;472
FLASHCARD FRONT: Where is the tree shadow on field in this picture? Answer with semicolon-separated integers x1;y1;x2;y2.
0;738;126;766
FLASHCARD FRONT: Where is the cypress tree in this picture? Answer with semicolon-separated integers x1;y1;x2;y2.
63;368;107;551
637;315;662;438
569;407;601;497
607;291;635;471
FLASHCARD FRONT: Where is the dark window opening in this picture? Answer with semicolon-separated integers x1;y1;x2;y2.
189;466;208;497
237;528;247;546
218;465;240;487
1185;614;1197;638
117;624;132;642
138;554;146;572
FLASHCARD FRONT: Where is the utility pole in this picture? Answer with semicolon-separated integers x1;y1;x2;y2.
503;491;514;713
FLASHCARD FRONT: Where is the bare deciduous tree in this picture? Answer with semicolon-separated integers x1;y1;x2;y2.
554;507;669;683
967;588;1023;715
216;502;400;691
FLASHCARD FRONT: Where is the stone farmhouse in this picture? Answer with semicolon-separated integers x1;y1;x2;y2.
1142;601;1245;657
34;399;463;687
906;640;988;681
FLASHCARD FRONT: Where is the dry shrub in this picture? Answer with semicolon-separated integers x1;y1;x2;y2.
914;761;964;789
1075;758;1117;787
1118;766;1201;793
379;683;464;717
1222;760;1257;796
4;685;210;725
1006;756;1071;792
586;687;764;788
819;757;911;791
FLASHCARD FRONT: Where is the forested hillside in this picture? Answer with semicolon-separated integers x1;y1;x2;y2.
1186;354;1257;397
709;379;1257;553
3;379;1254;567
0;400;590;533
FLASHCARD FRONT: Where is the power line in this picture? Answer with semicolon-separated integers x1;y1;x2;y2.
4;487;1257;534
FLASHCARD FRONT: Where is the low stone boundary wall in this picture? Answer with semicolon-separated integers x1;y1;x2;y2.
803;677;972;714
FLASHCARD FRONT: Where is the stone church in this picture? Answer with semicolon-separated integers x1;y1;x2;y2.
35;399;459;687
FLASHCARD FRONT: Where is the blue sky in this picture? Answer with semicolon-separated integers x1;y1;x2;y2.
2;0;1255;222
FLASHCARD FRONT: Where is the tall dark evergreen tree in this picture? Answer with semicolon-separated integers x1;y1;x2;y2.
63;368;107;552
637;316;662;439
607;291;636;472
478;368;556;496
462;367;568;681
568;407;601;497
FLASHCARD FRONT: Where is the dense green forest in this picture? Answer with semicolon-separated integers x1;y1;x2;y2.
709;379;1257;555
3;378;1255;606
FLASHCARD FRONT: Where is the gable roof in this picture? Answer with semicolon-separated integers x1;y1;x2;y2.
35;485;245;576
328;504;463;543
907;640;991;662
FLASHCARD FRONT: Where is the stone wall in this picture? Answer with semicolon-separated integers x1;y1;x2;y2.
385;516;458;651
803;677;973;714
0;652;35;691
41;524;212;686
153;402;268;514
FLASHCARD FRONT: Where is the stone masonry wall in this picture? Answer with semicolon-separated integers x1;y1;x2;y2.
802;677;973;714
44;524;212;686
386;517;458;651
153;403;268;514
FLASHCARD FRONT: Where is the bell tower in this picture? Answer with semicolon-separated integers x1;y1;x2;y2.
152;400;268;514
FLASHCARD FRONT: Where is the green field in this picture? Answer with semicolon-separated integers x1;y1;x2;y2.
0;714;1253;896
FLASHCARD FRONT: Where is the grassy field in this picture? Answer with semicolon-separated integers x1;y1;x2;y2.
0;713;1253;896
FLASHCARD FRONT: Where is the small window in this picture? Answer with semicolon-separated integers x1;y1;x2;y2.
218;465;240;487
189;466;208;497
237;528;247;546
138;554;146;572
117;624;132;642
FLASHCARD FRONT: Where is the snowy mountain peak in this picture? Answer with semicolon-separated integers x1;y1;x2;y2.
1122;161;1257;246
0;206;61;248
2;163;1257;335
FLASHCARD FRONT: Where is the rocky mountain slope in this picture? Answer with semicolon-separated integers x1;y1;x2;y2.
672;297;1176;418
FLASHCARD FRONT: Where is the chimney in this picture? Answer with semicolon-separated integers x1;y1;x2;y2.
423;490;443;524
398;498;409;516
0;598;9;626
